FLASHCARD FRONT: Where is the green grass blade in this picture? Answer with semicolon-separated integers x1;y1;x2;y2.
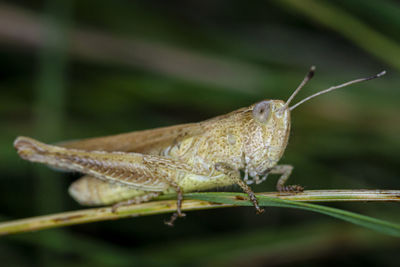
185;192;400;237
1;190;399;237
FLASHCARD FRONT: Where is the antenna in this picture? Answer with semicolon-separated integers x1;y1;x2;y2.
282;66;316;110
289;70;386;111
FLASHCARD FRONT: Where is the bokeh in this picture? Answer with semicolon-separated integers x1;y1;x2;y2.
1;0;399;266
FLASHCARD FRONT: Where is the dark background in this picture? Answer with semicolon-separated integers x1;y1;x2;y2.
0;0;399;266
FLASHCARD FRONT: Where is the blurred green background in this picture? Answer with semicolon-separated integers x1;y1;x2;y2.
1;0;399;266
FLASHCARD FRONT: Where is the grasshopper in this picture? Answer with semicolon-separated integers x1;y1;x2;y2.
14;67;385;225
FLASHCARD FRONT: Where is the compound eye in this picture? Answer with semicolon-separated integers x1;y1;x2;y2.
253;101;271;123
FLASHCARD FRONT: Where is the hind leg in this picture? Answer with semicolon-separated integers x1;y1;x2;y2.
111;192;161;212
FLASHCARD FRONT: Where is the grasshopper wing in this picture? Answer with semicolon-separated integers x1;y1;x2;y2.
60;122;203;154
58;106;249;154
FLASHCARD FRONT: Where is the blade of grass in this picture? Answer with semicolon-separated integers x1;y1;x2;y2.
0;189;399;237
185;192;400;238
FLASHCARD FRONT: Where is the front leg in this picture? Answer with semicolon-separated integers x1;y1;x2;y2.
270;164;304;193
215;162;264;214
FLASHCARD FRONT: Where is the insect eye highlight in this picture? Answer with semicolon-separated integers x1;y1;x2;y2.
252;101;271;123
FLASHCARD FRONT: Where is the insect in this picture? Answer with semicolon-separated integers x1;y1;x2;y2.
14;67;385;225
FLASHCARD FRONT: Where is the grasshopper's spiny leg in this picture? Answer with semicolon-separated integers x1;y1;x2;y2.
271;165;304;193
215;162;264;214
164;184;186;226
15;136;191;225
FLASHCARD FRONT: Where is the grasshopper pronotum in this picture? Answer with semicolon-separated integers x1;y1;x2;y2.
14;67;385;225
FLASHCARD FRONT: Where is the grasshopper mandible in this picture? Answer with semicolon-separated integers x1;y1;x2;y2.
14;67;385;225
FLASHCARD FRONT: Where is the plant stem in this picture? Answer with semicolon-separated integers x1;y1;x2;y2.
1;189;399;236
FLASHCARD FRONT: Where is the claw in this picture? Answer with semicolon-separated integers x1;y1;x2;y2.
247;191;264;215
165;212;186;226
256;207;265;214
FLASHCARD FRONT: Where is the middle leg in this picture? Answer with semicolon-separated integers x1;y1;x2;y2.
215;162;264;214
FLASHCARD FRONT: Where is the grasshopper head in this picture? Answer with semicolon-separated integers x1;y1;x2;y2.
248;99;290;176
